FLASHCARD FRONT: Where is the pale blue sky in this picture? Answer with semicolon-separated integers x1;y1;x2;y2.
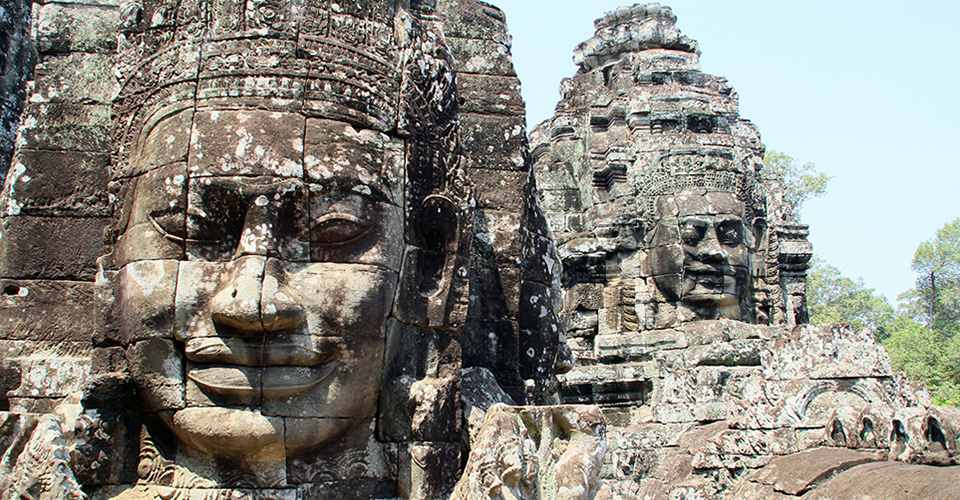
492;0;960;303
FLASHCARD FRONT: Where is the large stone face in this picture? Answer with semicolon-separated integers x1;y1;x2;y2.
87;1;474;495
0;0;574;497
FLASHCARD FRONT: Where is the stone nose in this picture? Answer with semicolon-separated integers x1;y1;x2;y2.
697;228;727;263
209;255;305;336
233;195;281;260
260;258;306;332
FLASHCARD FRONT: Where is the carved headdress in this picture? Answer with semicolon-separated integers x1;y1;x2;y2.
111;0;468;254
113;0;462;194
636;153;767;225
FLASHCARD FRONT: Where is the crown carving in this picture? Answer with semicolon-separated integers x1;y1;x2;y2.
114;0;405;172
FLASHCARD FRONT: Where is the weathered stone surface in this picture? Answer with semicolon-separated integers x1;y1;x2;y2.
2;150;111;217
188;110;305;178
31;53;120;104
436;0;512;41
446;37;517;77
0;215;108;280
802;461;960;500
457;74;525;116
0;0;35;180
745;447;883;496
15;103;112;151
453;404;606;500
765;323;893;380
33;3;119;54
461;366;515;441
0;279;94;342
9;355;88;399
0;413;85;499
459;113;527;171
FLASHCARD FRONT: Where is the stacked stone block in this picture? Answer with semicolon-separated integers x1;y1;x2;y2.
0;0;119;412
438;0;566;405
0;0;34;179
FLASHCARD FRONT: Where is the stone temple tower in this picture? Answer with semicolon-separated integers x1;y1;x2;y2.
529;5;960;498
531;3;813;350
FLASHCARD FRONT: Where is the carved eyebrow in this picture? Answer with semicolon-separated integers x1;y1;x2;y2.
308;179;396;206
716;216;743;224
148;215;185;244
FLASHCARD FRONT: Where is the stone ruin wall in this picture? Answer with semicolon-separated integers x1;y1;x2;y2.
436;0;568;406
0;0;578;497
0;1;958;499
0;0;118;415
528;3;960;499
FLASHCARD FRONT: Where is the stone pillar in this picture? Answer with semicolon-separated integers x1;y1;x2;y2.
438;0;566;405
778;223;813;325
0;0;119;411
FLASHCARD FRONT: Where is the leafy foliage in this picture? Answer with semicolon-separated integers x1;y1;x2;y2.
806;256;894;341
805;219;960;406
883;316;960;407
906;218;960;339
763;150;831;219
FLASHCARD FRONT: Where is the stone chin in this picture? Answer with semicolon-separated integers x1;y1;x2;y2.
168;408;360;461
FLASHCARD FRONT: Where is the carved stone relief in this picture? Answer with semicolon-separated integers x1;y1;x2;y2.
529;4;960;499
0;1;958;499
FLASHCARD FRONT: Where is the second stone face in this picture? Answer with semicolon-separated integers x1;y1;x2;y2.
531;5;811;340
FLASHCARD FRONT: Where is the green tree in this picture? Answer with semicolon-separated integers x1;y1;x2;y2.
763;150;831;219
907;218;960;339
806;256;894;341
883;316;940;387
880;219;960;407
882;316;960;407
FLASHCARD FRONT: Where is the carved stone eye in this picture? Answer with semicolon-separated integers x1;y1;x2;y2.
187;213;233;243
679;220;707;245
310;214;372;247
149;213;185;243
716;220;744;245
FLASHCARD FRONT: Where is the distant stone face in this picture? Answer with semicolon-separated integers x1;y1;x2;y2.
649;189;752;312
526;4;960;500
531;2;811;346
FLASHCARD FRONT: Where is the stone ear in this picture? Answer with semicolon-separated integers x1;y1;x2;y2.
749;216;767;248
394;195;469;331
415;195;461;296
